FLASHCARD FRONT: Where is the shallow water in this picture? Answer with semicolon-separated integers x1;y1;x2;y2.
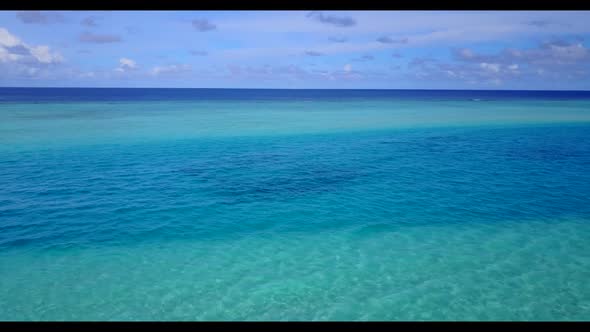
1;89;590;320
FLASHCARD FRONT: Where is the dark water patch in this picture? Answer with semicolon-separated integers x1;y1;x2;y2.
1;124;590;250
211;168;362;204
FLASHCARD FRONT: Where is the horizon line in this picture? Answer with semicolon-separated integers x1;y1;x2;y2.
1;87;590;92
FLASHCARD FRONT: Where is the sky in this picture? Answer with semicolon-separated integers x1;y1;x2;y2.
1;10;590;90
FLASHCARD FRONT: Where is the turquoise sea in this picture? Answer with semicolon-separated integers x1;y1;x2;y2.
1;88;590;320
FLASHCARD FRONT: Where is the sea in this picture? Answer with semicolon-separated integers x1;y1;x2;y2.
1;88;589;320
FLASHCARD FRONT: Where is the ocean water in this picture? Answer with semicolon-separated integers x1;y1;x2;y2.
1;88;590;321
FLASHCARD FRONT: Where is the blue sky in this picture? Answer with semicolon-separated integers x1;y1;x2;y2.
1;10;590;89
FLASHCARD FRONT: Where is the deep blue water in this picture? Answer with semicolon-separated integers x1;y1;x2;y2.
2;87;590;103
1;88;590;320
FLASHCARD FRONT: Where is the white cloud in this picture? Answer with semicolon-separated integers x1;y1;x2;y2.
0;28;21;48
120;57;136;69
29;45;64;64
115;57;137;72
344;64;352;72
480;62;501;73
0;47;21;63
544;42;588;62
410;39;590;87
0;27;63;66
